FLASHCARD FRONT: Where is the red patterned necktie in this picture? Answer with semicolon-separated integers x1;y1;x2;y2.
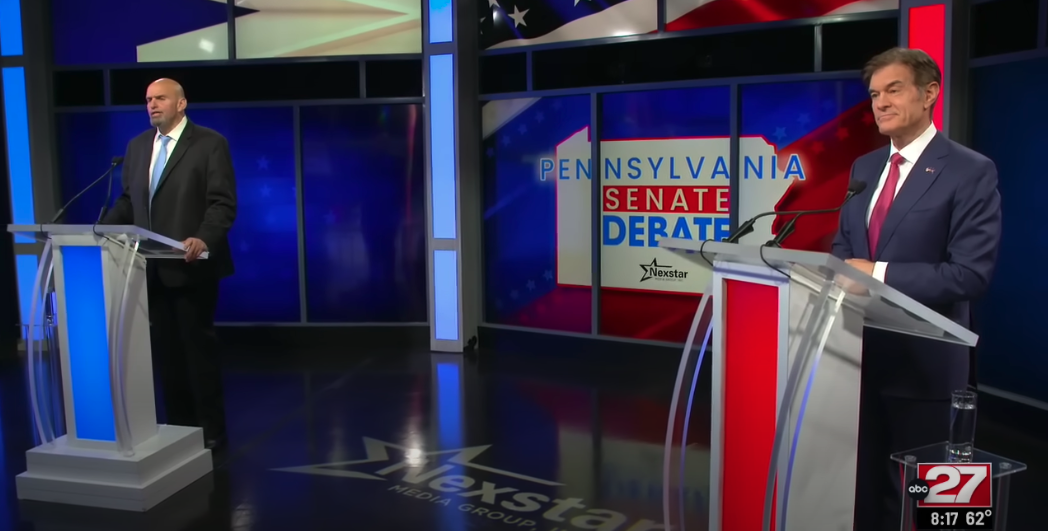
867;152;905;257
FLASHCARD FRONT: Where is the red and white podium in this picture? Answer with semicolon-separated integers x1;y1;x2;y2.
658;239;978;531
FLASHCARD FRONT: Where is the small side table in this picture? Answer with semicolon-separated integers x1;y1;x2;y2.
891;442;1026;531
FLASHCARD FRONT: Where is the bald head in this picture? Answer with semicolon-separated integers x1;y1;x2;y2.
145;78;187;134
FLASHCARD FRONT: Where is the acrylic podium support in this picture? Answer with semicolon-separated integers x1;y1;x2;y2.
657;239;979;531
892;443;1026;531
7;224;213;511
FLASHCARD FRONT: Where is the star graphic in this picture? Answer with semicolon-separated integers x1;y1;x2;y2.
862;112;875;125
836;127;850;140
526;280;535;290
542;269;553;281
502;135;511;146
261;185;271;197
812;141;825;154
508;6;528;27
257;157;269;170
518;123;527;134
535;112;545;123
271;438;562;485
773;126;787;140
797;113;810;126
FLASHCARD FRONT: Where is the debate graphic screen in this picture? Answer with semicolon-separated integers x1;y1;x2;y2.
596;87;730;342
482;78;887;342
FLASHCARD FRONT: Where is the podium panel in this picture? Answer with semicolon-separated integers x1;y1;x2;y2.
7;224;212;511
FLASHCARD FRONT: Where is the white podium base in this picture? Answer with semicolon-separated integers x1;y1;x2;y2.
14;425;212;512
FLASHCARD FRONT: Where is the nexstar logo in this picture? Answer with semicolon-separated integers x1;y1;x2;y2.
639;259;687;283
272;438;669;531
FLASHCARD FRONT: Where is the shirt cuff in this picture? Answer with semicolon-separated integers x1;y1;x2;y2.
872;261;888;283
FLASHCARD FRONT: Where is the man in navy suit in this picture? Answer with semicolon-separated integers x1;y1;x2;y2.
831;48;1002;530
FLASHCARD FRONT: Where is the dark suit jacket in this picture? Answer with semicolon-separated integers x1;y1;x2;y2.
103;119;237;287
831;132;1001;399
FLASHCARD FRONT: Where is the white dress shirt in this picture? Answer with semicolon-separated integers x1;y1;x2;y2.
148;115;188;184
866;122;938;281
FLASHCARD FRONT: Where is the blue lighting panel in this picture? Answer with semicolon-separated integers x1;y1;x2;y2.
3;67;34;242
428;0;452;44
0;0;24;56
61;246;115;442
433;249;459;341
436;362;461;448
15;253;38;339
428;54;457;239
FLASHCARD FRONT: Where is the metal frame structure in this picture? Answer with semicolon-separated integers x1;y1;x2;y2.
3;0;1047;344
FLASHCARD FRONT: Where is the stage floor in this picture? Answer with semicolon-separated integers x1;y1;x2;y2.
1;345;1044;530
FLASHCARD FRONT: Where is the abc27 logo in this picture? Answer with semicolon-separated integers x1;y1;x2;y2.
907;463;994;530
906;463;992;507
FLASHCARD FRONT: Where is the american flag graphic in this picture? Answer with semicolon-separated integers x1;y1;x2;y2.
480;0;899;49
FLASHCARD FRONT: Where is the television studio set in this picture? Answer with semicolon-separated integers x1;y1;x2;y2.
0;0;1046;529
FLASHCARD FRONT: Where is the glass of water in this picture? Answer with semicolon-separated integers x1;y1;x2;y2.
948;390;977;462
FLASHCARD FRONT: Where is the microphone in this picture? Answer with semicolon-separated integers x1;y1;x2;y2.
49;156;124;224
765;180;869;248
723;180;868;244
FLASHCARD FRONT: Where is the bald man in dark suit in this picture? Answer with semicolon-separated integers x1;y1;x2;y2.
103;78;236;450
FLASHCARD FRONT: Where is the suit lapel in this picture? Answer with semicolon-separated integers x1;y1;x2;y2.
874;132;950;257
153;121;195;198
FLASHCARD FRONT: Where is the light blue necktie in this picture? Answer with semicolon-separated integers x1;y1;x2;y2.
149;135;172;204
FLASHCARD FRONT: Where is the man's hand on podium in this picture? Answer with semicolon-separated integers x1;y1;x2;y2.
845;258;875;276
836;259;875;297
182;237;207;262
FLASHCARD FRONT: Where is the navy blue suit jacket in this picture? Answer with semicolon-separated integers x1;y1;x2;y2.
831;132;1001;399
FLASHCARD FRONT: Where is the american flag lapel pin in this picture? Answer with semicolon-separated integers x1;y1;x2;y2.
925;167;935;173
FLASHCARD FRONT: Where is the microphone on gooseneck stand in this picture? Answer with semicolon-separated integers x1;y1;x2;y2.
723;180;868;245
764;180;868;248
49;156;124;224
96;156;124;223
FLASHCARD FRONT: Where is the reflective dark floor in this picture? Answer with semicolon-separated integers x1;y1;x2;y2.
1;345;1046;531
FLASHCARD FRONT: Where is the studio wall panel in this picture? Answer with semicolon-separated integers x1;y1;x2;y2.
300;104;426;323
971;57;1048;402
481;95;592;334
234;0;422;58
51;0;242;65
665;0;899;31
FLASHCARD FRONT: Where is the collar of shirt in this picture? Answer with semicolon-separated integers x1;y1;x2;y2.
889;121;937;164
155;115;188;142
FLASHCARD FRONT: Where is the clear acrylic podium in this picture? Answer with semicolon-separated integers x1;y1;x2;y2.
657;239;978;531
7;224;212;511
